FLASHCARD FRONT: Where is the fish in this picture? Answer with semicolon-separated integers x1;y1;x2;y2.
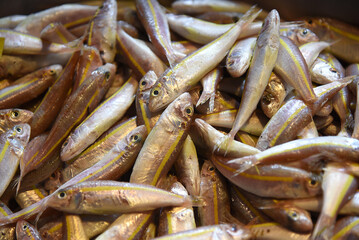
280;27;319;45
45;180;200;214
136;0;185;66
304;17;359;63
157;181;196;236
226;37;256;78
63;214;88;240
174;136;200;196
16;220;42;240
0;124;30;197
218;9;280;152
14;4;97;37
0;108;33;135
116;22;166;77
148;6;261;112
196;67;223;112
60;76;138;161
232;136;359;174
135;71;159;133
256;76;355;150
40;22;77;44
211;154;322;199
152;223;252;240
18;64;116;189
0;64;62;109
130;92;194;185
85;0;117;63
61;117;137;182
30;50;80;138
190;118;260;158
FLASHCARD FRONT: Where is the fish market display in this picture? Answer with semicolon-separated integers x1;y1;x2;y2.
0;0;358;239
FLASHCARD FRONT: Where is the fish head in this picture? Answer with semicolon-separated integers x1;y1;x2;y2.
283;206;313;233
44;64;63;79
0;108;33;127
171;92;194;129
16;220;36;239
97;63;117;87
9;124;31;152
47;187;81;212
295;28;319;45
201;160;217;179
148;81;172;113
139;71;158;93
124;125;148;150
302;18;328;39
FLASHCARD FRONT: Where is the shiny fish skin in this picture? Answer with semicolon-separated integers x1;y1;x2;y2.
158;182;196;236
63;214;88;240
116;23;166;77
40;22;76;44
60;76;138;161
226;37;256;78
174;136;200;196
275;36;316;105
0;29;79;55
135;71;159;133
14;4;97;37
16;220;42;240
233;136;359;174
223;9;280;148
0;124;30;197
190;118;260;159
130;92;194;185
211;154;322;199
136;0;185;66
152;223;252;240
0;108;33;135
46;180;198;214
256;76;355;150
148;7;260;112
0;64;62;109
30;50;80;138
85;0;117;63
19;64;116;186
62;117;137;182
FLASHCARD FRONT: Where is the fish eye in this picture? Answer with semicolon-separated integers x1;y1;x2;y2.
185;107;193;115
11;110;19;118
231;225;237;232
50;70;55;74
130;134;139;142
309;179;318;187
152;88;160;96
22;224;28;230
104;71;111;79
63;140;69;147
289;210;298;220
58;191;67;199
141;80;147;86
302;29;308;35
15;126;22;133
307;19;313;25
329;68;338;73
208;166;215;172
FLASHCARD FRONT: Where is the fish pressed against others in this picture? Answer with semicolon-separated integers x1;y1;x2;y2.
0;0;358;239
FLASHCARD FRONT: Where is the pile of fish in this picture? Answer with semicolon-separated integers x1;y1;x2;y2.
0;0;359;239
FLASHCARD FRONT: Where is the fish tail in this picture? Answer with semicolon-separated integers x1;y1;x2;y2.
311;213;335;240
